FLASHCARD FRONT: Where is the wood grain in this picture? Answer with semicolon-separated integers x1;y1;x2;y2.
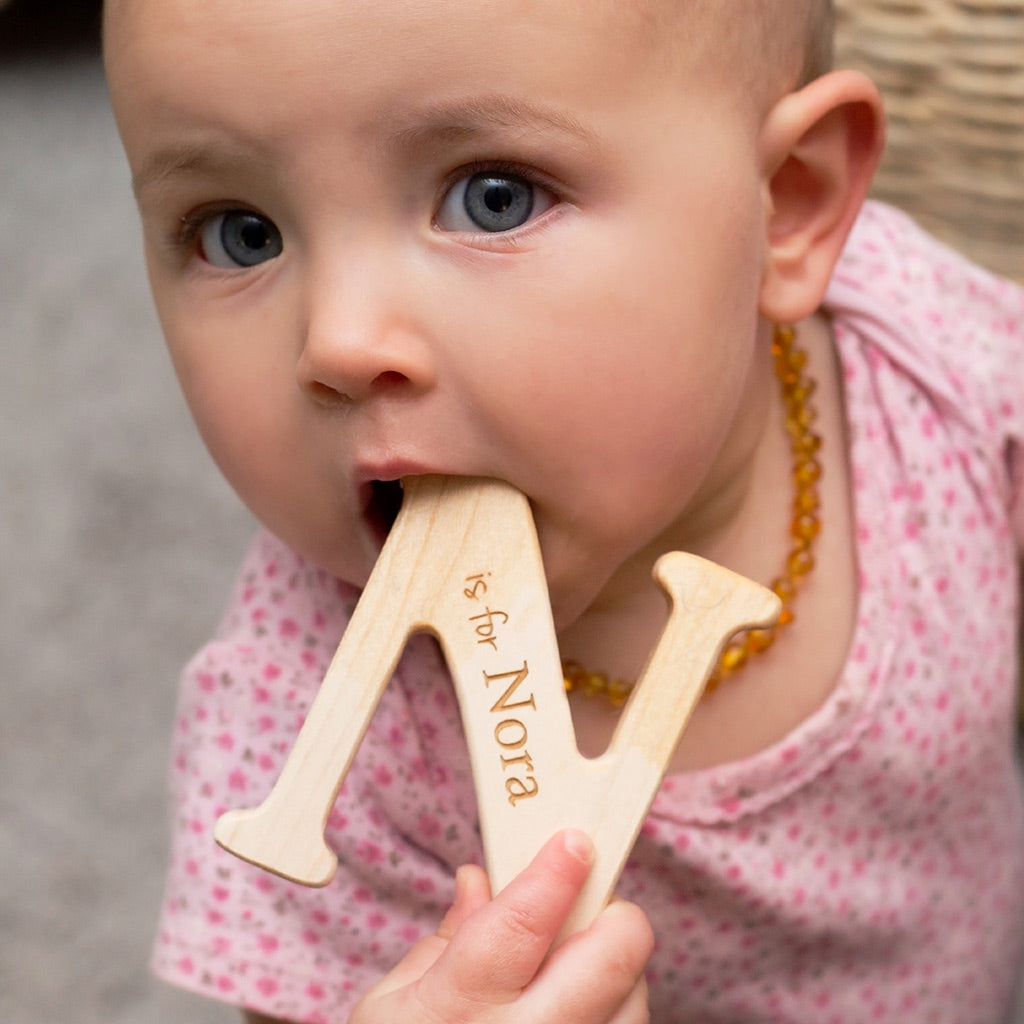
215;476;780;936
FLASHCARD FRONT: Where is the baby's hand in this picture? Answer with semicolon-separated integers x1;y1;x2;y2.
350;830;654;1024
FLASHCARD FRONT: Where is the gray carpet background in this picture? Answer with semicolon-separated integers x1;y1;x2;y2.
2;53;246;1023
4;48;1024;1024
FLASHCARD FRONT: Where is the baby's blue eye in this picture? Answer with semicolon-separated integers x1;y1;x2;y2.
199;210;283;268
437;171;553;233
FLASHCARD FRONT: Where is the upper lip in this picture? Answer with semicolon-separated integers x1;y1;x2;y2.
353;457;440;494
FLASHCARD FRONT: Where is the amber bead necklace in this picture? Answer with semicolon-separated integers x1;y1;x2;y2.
563;324;821;707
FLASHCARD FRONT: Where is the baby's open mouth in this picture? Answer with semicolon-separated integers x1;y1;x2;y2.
365;479;405;542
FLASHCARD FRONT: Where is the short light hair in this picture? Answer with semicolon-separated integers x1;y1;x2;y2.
636;0;835;110
707;1;834;87
784;0;836;85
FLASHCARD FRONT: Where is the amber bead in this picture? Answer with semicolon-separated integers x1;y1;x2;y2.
746;627;777;654
719;642;749;674
794;489;820;515
791;514;821;545
786;548;815;580
794;459;822;488
607;677;633;707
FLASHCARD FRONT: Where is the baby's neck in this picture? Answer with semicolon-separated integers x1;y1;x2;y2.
561;312;858;771
559;318;798;680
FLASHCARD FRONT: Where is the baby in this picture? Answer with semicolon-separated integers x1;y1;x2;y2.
103;0;1024;1021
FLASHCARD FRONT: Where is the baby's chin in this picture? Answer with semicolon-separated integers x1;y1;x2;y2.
543;561;614;637
290;531;380;590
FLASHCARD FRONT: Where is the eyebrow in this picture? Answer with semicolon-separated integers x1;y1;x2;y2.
131;141;253;201
131;95;598;199
387;94;600;152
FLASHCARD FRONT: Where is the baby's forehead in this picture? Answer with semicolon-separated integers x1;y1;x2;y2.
104;0;817;109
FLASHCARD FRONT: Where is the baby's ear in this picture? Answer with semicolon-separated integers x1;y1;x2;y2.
757;70;885;323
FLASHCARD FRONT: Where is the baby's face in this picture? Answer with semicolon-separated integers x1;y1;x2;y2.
106;0;776;629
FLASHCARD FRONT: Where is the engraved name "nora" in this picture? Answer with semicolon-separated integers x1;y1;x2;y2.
483;661;539;807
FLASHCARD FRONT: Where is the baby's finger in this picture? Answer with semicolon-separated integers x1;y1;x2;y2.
604;976;651;1024
523;898;655;1023
437;864;493;940
359;864;492;1004
417;829;595;1009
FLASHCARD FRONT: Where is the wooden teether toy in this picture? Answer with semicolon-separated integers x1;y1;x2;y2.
215;475;780;938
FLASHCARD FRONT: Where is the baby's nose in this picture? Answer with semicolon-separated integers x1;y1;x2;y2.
296;271;438;406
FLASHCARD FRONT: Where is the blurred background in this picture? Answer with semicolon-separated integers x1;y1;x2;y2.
2;3;246;1021
1;1;1022;1023
834;0;1024;282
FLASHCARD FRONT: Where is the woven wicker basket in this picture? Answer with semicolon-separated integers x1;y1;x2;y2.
835;0;1024;281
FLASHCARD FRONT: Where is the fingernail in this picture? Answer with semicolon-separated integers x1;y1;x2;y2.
563;829;594;866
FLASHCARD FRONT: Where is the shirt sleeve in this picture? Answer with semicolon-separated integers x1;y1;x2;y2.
827;201;1024;551
150;531;483;1023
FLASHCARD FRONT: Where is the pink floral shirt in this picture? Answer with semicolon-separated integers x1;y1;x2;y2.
152;203;1024;1023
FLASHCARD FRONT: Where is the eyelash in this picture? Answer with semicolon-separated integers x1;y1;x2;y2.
167;203;282;274
436;160;561;218
174;205;247;251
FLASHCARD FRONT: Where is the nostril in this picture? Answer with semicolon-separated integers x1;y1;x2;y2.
305;372;409;406
305;380;353;407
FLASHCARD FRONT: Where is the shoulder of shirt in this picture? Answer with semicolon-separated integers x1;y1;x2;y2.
826;200;1024;429
833;200;1024;311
